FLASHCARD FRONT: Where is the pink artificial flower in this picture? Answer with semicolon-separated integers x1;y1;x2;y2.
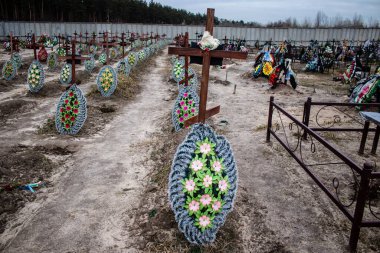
212;161;222;172
66;106;71;111
74;101;79;105
218;180;228;192
183;106;188;111
184;92;188;98
200;194;212;206
191;160;203;172
212;200;222;211
185;179;195;192
203;175;213;187
199;215;211;228
188;100;193;105
179;117;184;122
180;101;185;106
176;109;181;115
184;113;189;118
189;200;200;212
73;109;79;114
199;143;211;155
191;108;196;113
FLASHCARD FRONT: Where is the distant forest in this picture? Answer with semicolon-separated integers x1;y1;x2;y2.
0;0;379;28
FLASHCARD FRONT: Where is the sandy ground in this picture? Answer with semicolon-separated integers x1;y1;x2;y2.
0;48;379;252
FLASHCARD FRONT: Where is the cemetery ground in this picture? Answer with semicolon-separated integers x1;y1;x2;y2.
0;48;379;252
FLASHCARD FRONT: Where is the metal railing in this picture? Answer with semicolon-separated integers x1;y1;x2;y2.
266;96;380;251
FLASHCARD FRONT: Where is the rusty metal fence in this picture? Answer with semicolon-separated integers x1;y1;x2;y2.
266;96;380;251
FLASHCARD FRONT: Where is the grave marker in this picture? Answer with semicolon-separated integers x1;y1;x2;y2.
168;9;247;127
168;8;244;245
58;40;90;85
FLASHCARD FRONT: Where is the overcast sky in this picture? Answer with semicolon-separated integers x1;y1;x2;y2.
153;0;380;24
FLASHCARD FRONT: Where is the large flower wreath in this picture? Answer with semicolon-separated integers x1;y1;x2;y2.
60;63;72;85
84;55;95;73
144;47;151;58
2;60;17;81
138;50;146;62
117;59;131;77
56;47;66;57
127;52;137;67
89;45;98;55
38;47;48;62
169;124;238;245
96;65;118;97
98;52;107;65
55;84;87;135
11;53;22;69
109;47;118;59
172;60;185;82
47;52;58;70
27;60;45;93
172;87;199;132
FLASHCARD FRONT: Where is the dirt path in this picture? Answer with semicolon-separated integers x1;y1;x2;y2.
0;51;171;252
207;62;380;252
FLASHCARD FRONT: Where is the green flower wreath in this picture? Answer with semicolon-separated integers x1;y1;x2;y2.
2;60;17;80
99;52;107;65
47;52;58;70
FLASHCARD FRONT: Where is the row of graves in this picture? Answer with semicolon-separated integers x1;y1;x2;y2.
1;30;169;135
166;9;380;251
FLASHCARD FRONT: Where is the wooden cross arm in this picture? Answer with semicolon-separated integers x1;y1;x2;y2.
58;56;91;61
179;74;195;84
168;47;248;59
184;105;220;127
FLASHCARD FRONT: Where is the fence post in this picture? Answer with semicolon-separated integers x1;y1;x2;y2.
302;97;312;140
349;162;372;252
266;96;274;142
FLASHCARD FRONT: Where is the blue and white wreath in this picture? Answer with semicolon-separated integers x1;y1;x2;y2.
27;60;45;93
169;124;238;245
96;65;118;97
55;84;87;135
84;55;95;73
2;60;17;81
172;87;199;132
116;59;131;77
60;63;72;86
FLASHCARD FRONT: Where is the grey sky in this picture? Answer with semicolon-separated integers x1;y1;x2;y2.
153;0;380;24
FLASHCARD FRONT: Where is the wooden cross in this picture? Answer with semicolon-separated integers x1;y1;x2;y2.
178;32;195;87
119;32;127;58
97;31;118;65
168;8;247;127
58;40;90;85
31;34;40;60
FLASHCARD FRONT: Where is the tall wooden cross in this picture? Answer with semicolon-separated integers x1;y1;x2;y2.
119;32;127;58
58;40;90;85
31;34;41;60
168;8;247;127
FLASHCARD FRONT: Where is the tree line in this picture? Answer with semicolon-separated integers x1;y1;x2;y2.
0;0;378;28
